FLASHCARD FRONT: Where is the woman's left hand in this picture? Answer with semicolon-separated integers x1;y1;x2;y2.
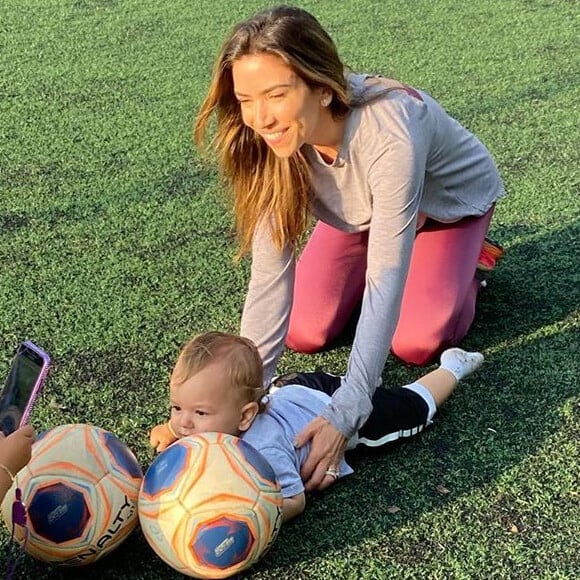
294;416;348;492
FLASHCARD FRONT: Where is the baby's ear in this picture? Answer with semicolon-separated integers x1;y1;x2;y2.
238;402;259;432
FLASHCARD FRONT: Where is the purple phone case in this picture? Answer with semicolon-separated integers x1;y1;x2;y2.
0;341;51;433
18;341;51;428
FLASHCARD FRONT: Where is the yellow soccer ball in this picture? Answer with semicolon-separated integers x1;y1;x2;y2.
138;432;283;579
1;423;142;566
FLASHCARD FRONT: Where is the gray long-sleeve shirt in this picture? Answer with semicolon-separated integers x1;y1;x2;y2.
241;75;505;438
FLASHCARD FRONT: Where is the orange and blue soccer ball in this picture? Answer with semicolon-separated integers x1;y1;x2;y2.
0;423;143;566
138;432;283;579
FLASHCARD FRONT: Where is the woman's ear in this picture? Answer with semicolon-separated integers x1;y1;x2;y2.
320;89;332;107
238;401;259;432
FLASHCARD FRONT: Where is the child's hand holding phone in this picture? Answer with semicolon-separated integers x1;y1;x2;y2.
0;341;50;436
0;340;47;501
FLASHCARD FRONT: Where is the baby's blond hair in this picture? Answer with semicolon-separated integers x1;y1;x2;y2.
171;332;267;413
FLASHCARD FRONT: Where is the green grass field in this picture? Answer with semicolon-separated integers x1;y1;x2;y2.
1;0;578;578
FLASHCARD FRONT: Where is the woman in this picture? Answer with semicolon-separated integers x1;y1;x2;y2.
194;6;505;491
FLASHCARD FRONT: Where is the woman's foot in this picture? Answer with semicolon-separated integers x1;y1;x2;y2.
477;238;505;271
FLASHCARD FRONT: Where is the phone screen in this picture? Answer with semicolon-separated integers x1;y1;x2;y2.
0;345;46;435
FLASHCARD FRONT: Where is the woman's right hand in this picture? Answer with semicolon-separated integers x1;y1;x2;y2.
294;416;348;492
0;424;35;476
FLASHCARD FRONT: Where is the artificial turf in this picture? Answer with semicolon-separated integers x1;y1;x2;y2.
0;0;578;578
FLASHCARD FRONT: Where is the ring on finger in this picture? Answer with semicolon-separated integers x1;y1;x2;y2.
325;466;340;479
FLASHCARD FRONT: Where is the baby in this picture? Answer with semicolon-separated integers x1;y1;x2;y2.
150;332;483;522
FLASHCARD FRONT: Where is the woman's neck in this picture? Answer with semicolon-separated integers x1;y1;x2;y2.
310;112;346;164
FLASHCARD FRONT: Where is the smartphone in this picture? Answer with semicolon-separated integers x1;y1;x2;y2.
0;341;51;436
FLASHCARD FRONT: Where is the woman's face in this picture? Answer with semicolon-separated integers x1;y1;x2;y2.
231;52;331;158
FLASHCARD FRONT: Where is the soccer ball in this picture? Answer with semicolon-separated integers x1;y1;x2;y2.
1;423;143;566
138;432;283;579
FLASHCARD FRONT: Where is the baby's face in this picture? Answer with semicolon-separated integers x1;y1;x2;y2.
169;360;246;438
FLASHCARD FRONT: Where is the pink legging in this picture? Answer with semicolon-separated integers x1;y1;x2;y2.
285;207;495;365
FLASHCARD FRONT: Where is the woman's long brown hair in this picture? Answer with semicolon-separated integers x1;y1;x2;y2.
194;6;351;257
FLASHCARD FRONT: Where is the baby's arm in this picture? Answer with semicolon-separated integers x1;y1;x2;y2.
246;442;308;522
149;421;179;452
282;492;306;523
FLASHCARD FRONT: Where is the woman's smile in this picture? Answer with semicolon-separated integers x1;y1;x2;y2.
232;53;332;158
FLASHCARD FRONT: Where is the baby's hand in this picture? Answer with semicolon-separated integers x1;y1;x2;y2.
0;424;35;476
149;422;178;453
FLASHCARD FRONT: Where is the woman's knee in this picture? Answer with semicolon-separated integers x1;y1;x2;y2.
393;284;479;365
285;319;330;353
391;325;451;366
391;338;441;366
286;292;360;354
